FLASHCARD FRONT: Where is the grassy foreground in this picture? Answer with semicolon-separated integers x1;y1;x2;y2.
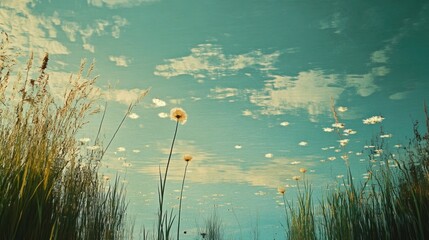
284;107;429;240
0;40;130;239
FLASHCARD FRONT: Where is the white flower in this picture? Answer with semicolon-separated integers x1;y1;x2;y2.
323;127;334;132
363;116;384;124
332;122;345;128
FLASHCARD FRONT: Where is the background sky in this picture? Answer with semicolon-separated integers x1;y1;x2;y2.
1;0;429;239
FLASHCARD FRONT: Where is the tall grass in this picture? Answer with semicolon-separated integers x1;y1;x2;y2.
0;38;130;239
282;104;429;240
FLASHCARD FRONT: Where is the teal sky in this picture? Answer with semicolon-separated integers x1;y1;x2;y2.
1;0;429;239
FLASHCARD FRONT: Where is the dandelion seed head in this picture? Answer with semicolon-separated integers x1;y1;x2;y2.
170;107;187;124
277;186;286;194
292;176;301;181
183;154;193;162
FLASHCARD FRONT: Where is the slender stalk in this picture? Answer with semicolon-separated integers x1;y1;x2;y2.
158;119;179;240
177;160;189;240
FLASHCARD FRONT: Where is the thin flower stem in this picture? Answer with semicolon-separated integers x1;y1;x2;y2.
177;161;189;240
162;119;179;197
282;194;288;228
158;119;179;240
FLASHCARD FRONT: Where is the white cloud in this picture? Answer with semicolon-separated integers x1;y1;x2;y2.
83;43;95;53
345;73;378;97
249;71;344;117
370;49;389;63
139;140;320;189
389;91;410;100
208;87;239;99
247;68;382;119
103;88;149;105
62;21;80;42
0;2;69;55
371;66;390;77
154;43;280;79
88;0;158;8
109;55;130;67
152;98;167;107
319;12;343;34
111;15;128;38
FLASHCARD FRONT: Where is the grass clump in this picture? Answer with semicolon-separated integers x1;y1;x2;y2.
0;38;130;239
281;105;429;240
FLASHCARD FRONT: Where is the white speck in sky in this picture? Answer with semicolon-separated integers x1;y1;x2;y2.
332;122;345;128
152;98;166;107
117;147;126;152
343;129;357;135
242;109;252;116
158;112;168;118
265;153;273;158
291;161;301;165
298;141;308;146
234;145;242;149
380;134;392;138
128;112;139;119
323;127;334;132
132;149;141;153
363;116;384;124
87;145;100;150
280;121;290;126
337;106;348;112
79;137;91;143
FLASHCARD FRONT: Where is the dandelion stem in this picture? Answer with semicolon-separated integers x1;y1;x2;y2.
177;160;189;240
158;119;179;240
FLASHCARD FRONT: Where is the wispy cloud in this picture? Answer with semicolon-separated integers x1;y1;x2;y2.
249;70;344;119
88;0;159;8
103;88;149;105
109;55;131;67
208;87;239;100
0;1;68;55
0;2;129;56
154;43;280;79
248;69;381;120
139;140;320;189
48;71;148;106
389;91;410;100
